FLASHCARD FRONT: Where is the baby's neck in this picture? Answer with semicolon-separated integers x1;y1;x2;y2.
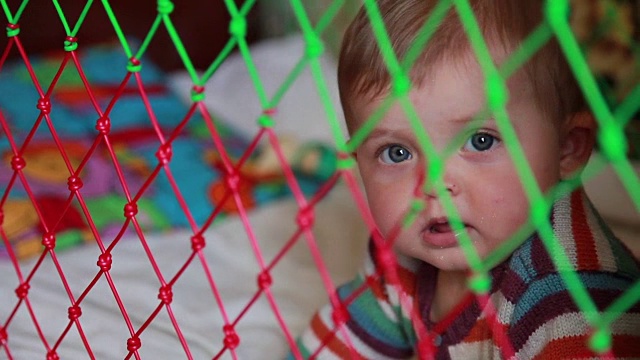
430;269;470;323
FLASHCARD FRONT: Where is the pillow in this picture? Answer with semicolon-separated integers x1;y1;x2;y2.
168;34;348;146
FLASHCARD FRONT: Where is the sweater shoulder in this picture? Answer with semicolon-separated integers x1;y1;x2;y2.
507;190;640;283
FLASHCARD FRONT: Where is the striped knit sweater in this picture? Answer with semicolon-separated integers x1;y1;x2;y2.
291;190;640;359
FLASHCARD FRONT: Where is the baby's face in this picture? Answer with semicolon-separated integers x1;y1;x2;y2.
352;56;563;271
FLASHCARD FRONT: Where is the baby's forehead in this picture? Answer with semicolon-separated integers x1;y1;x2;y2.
348;68;546;140
345;40;554;135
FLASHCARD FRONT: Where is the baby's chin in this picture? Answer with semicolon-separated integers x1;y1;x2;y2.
411;248;479;273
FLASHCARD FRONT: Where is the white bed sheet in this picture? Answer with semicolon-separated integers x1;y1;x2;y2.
0;182;369;359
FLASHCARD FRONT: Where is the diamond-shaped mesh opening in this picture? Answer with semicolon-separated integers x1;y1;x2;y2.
1;0;639;359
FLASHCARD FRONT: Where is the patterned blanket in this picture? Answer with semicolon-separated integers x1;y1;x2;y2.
0;42;336;260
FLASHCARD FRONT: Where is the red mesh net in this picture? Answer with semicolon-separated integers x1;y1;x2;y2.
0;2;374;358
1;1;639;359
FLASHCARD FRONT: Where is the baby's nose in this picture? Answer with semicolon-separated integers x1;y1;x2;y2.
422;179;458;199
415;161;460;199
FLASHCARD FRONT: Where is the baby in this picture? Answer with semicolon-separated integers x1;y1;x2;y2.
291;0;640;359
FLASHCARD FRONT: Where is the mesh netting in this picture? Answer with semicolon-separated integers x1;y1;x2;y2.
1;0;639;359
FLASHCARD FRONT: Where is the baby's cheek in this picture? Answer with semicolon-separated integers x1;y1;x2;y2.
370;190;413;235
490;184;530;229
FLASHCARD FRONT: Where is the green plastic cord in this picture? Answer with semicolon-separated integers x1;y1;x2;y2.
289;0;350;151
1;0;28;25
401;0;453;73
342;1;639;352
100;0;133;59
1;0;637;354
313;0;345;35
200;0;256;85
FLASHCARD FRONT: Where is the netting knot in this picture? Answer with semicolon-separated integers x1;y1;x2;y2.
10;155;26;171
36;97;51;114
126;337;142;352
336;152;355;170
331;303;349;326
258;108;276;128
68;305;82;321
156;143;173;165
124;202;138;218
97;253;112;272
95;116;111;135
392;74;411;97
46;350;59;360
42;232;56;251
64;36;78;51
67;175;83;192
127;57;142;73
15;282;30;299
222;324;240;349
6;23;19;37
296;206;315;229
224;171;241;192
305;35;324;59
190;85;205;102
157;0;174;15
376;245;396;271
530;197;551;230
257;271;272;290
0;327;7;343
158;285;173;305
263;108;277;116
229;16;247;38
191;234;206;251
589;327;612;354
468;272;491;294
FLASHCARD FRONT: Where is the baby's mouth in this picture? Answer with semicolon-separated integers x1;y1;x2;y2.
429;222;453;234
427;218;469;234
422;218;471;248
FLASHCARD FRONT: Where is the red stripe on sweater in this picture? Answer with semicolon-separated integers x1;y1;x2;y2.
532;334;594;359
533;333;640;359
609;334;640;357
310;314;365;359
571;191;600;270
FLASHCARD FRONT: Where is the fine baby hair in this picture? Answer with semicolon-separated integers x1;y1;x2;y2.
338;0;586;131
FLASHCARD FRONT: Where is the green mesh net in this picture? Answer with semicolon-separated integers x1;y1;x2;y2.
0;0;639;358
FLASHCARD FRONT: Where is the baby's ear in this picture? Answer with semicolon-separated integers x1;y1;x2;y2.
559;111;597;179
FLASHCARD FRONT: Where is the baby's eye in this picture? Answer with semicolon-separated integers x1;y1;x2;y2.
462;132;500;152
379;145;412;164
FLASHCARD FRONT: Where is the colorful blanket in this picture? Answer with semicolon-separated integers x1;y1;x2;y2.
0;43;336;260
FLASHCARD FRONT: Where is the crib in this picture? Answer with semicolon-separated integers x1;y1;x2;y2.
1;1;639;359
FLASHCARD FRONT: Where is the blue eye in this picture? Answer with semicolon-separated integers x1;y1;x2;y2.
463;132;500;152
380;145;412;164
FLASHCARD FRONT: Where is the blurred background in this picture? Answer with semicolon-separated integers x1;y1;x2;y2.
1;0;639;254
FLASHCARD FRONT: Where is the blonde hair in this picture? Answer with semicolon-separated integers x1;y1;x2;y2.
338;0;586;133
